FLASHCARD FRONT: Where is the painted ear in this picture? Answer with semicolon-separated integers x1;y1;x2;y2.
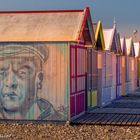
37;71;43;89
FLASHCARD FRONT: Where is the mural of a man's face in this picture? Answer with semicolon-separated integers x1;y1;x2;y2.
0;56;43;113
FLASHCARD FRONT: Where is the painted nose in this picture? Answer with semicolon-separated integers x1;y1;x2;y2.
5;69;18;90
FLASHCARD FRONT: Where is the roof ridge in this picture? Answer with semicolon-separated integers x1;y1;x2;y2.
0;9;84;14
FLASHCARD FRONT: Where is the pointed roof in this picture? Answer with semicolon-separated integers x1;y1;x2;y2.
120;37;127;55
134;42;140;57
93;21;105;50
103;27;115;50
116;33;122;54
125;37;135;56
103;24;122;54
0;7;94;44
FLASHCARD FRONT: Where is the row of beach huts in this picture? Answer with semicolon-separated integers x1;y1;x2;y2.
0;7;139;121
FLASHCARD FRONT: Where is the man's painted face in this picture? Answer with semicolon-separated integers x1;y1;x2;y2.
0;56;41;112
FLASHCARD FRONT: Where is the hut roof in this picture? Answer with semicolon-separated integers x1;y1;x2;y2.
103;25;122;54
125;37;135;56
103;27;115;50
120;37;127;55
0;7;94;44
93;21;105;50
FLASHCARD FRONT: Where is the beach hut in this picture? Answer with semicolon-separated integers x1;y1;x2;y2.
0;7;94;121
125;38;135;94
87;21;105;108
102;24;121;105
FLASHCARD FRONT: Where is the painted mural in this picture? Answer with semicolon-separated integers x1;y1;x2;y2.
0;43;68;120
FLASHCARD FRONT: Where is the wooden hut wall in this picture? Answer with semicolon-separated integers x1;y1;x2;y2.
70;44;87;119
91;50;98;107
87;49;92;109
129;57;137;93
134;58;138;90
97;51;103;106
121;56;126;96
111;54;116;100
87;49;98;109
101;52;112;106
116;55;122;97
132;57;138;91
125;56;132;94
0;42;69;121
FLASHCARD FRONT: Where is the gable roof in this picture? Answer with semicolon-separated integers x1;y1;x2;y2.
0;7;95;44
103;27;115;50
116;33;122;54
120;37;127;55
103;25;122;54
93;21;105;50
134;42;140;57
125;37;135;56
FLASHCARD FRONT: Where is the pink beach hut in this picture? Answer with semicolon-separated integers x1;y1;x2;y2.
0;7;94;121
103;24;122;105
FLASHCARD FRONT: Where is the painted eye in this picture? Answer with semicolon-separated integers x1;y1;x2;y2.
17;65;33;79
0;67;8;80
0;68;7;75
18;70;27;75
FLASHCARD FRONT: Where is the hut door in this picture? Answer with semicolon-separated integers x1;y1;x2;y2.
70;45;87;119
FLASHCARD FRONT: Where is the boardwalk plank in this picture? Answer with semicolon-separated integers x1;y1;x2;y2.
107;114;122;125
82;113;101;123
116;114;128;125
95;114;114;125
74;114;93;123
87;114;106;124
97;114;115;125
126;115;137;125
121;115;133;125
133;115;140;125
110;114;124;125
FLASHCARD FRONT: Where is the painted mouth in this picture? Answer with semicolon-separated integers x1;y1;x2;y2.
2;92;18;99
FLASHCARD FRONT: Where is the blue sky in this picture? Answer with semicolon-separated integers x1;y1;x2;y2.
0;0;140;40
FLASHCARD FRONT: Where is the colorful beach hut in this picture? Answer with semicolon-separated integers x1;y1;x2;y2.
0;7;94;121
102;24;122;105
87;21;105;109
125;38;136;94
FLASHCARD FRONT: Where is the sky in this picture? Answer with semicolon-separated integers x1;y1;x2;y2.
0;0;140;41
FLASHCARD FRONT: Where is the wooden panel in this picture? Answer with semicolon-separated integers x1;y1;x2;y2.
87;49;98;109
91;90;97;107
121;56;126;96
102;87;111;105
76;92;85;115
0;42;69;121
88;91;91;107
70;95;75;117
